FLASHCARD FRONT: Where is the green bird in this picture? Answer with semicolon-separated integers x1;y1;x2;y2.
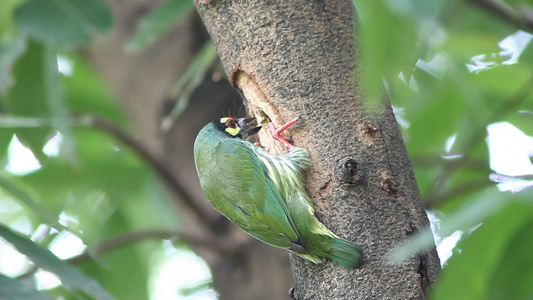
193;116;362;269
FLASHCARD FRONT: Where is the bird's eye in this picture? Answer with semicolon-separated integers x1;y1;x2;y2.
225;119;236;128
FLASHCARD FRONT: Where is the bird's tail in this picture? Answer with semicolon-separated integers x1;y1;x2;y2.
328;237;363;270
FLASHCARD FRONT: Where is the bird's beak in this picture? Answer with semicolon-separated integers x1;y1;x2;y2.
237;117;262;139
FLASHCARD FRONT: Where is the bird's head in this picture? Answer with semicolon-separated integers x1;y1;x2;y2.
216;116;262;139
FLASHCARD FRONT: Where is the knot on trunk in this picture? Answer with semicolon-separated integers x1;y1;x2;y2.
336;157;363;184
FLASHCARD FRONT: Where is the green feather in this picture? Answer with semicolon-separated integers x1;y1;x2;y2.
194;120;363;269
328;237;363;269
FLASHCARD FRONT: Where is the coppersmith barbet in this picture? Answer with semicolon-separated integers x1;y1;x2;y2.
193;116;362;269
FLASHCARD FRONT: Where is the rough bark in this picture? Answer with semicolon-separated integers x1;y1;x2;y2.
196;0;441;299
87;1;293;299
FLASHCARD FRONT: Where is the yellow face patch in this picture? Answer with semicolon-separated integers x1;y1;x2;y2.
220;117;240;136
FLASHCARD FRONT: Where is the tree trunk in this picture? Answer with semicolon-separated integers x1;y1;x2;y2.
196;0;441;299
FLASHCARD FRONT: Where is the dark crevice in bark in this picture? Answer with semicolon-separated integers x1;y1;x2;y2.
417;253;431;300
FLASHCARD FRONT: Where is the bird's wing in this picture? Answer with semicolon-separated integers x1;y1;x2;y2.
200;139;300;249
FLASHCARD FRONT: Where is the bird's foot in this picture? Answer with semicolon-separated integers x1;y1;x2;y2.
268;117;299;149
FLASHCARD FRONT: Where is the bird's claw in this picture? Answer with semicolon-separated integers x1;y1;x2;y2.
268;117;299;149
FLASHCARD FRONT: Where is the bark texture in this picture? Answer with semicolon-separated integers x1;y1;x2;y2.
196;1;441;299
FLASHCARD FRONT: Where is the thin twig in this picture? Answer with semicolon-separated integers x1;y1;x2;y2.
77;115;220;230
467;0;533;33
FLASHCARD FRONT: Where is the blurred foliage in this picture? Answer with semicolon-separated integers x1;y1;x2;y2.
432;194;533;300
125;0;194;52
0;273;53;300
160;41;218;132
0;0;183;299
0;223;112;299
353;0;533;299
0;0;532;299
14;0;112;47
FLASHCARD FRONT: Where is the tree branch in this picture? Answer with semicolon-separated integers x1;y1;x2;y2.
467;0;533;33
77;115;220;230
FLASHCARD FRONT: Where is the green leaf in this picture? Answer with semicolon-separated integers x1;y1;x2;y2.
0;34;26;93
125;0;195;52
17;127;177;237
354;0;419;109
0;174;69;233
392;187;508;261
443;31;502;64
161;41;217;131
432;196;533;300
403;67;466;154
3;40;77;164
0;130;14;162
0;273;54;300
472;64;532;99
11;123;178;299
77;213;154;300
0;223;114;300
43;44;77;165
508;110;533;136
4;40;53;160
14;0;112;47
487;219;533;300
0;0;24;37
63;54;124;124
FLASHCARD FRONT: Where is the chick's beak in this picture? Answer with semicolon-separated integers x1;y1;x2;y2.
237;117;262;139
